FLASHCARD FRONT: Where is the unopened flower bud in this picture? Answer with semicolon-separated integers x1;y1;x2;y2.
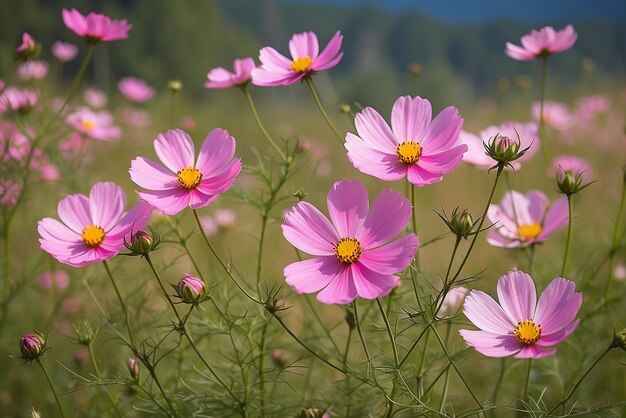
293;188;308;201
176;274;206;304
127;357;139;379
16;33;41;60
300;407;330;418
450;209;474;239
124;228;160;256
168;80;183;93
271;348;288;369
20;332;45;361
73;348;89;367
73;319;96;346
484;134;526;167
339;103;351;114
441;287;469;316
345;310;356;330
611;329;626;351
408;62;422;77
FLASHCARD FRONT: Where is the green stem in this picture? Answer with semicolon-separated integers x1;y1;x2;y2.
560;195;573;277
492;358;506;407
241;86;288;162
438;323;452;412
256;215;268;294
170;91;177;127
547;346;612;415
88;342;122;417
410;183;421;272
56;43;95;118
353;301;378;385
258;320;269;418
377;298;398;418
304;77;343;145
522;358;532;402
143;363;179;417
538;56;550;165
102;261;135;348
605;180;626;298
37;358;67;418
417;328;431;382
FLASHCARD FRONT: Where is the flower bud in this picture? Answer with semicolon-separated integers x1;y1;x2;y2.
271;348;288;369
16;33;41;60
124;228;160;256
438;207;475;240
408;62;422;77
73;348;89;367
73;319;96;346
20;332;45;361
441;287;469;316
484;134;526;168
127;357;139;380
168;80;183;93
611;329;626;351
339;103;351;114
292;188;308;201
175;274;206;304
345;310;356;330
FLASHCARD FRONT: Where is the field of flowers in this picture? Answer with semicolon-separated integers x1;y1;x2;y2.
1;6;626;418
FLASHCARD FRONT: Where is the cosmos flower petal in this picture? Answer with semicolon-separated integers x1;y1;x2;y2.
537;319;579;347
463;290;516;334
137;188;191;216
57;194;92;234
282;201;338;256
350;263;399;300
391;95;432;142
316;265;357;304
533;277;582;334
327;179;369;237
496;271;537;323
129;157;178;191
514;345;556;359
196;128;236;176
459;330;522;357
537;196;568;240
358;234;418;275
359;189;411;248
289;31;319;60
284;256;342;294
345;134;407;181
154;129;196;173
89;182;126;231
312;31;343;69
354;107;398;152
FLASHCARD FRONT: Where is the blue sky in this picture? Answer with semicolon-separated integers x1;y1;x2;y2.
286;0;626;23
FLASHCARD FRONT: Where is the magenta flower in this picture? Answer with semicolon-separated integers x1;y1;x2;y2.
532;101;573;131
130;129;242;215
176;274;206;304
345;96;466;187
38;182;153;268
460;121;539;170
17;60;49;80
51;41;78;62
251;31;343;86
282;180;418;304
0;179;21;207
441;287;469;316
62;8;131;43
205;57;255;89
550;155;593;183
39;271;70;290
17;33;37;55
83;87;107;108
66;108;121;141
505;25;577;61
460;271;582;358
118;76;155;103
487;190;567;248
0;87;38;113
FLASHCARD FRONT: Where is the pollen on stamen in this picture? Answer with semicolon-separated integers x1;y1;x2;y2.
396;141;422;165
334;237;362;264
81;225;105;247
176;167;202;190
291;56;313;73
517;223;542;241
514;319;541;345
81;120;95;130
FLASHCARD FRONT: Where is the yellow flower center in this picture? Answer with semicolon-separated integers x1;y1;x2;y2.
291;56;313;73
176;167;202;190
396;141;422;164
81;120;95;131
81;225;105;247
334;237;362;264
517;223;542;241
514;319;541;345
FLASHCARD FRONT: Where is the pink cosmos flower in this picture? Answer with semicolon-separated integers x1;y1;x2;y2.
119;107;151;128
118;77;155;103
282;179;418;304
532;101;573;131
37;182;153;268
16;60;49;80
205;57;255;89
0;179;21;206
441;287;469;316
550;155;593;183
66;107;121;141
505;25;577;61
130;129;242;215
39;271;70;290
460;121;539;170
487;190;568;248
0;87;38;113
83;87;107;108
252;31;343;86
51;41;78;62
345;96;466;187
62;9;131;42
16;33;38;57
460;271;581;358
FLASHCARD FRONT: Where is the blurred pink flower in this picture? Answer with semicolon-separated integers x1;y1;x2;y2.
252;31;343;86
199;215;218;236
120;107;151;128
0;87;38;113
345;95;466;187
62;9;131;42
0;123;31;162
37;182;153;267
487;190;568;248
214;208;236;228
550;155;594;183
460;121;539;170
615;264;626;281
0;179;21;206
205;57;255;89
441;287;469;316
282;180;418;304
118;77;155;103
181;115;196;130
51;41;78;62
130;129;242;215
66;107;121;141
38;271;70;290
505;25;577;61
532;101;572;131
58;132;88;160
460;271;581;358
73;348;89;366
16;32;38;57
16;60;49;80
83;87;107;108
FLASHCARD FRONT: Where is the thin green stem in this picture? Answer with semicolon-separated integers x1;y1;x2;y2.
605;180;626;298
88;342;122;417
343;326;353;369
256;215;268;294
304;77;343;145
410;183;421;272
522;358;532;402
560;195;573;277
258;319;269;418
102;260;135;347
241;86;288;162
143;363;179;417
492;358;506;407
353;301;378;385
417;328;431;382
56;43;95;118
438;323;452;412
547;346;612;415
36;358;66;418
538;56;550;164
377;298;398;418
